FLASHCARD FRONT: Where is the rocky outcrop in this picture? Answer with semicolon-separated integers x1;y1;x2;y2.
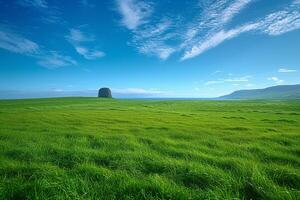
98;88;112;98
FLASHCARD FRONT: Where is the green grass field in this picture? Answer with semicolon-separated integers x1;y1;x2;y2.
0;98;299;199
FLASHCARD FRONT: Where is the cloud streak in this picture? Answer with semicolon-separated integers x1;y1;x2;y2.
278;68;297;73
182;0;300;60
268;77;284;85
182;0;253;45
116;0;152;30
67;28;95;42
132;19;175;59
116;0;300;61
66;28;105;60
37;52;77;68
112;88;163;95
0;24;78;68
182;23;258;60
260;1;300;36
75;46;105;60
116;1;177;60
0;28;39;55
205;75;251;85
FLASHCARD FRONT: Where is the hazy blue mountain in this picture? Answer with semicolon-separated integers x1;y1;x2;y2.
219;84;300;100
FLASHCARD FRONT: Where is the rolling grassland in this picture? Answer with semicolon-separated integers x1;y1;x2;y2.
0;98;299;199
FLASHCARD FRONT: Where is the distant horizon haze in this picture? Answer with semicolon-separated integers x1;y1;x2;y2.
1;84;300;99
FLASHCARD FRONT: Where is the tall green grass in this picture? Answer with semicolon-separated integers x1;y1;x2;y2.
0;98;299;199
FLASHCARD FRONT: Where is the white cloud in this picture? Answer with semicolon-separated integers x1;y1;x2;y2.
132;18;176;60
0;24;78;68
75;46;105;60
260;8;300;36
224;76;250;82
112;88;163;96
181;1;300;60
66;28;105;60
134;19;172;39
37;52;77;68
41;15;64;25
116;0;152;30
205;75;250;85
278;68;297;73
181;23;258;60
268;77;284;85
18;0;66;25
221;0;252;24
181;0;253;53
114;1;300;61
212;70;222;75
245;83;254;87
137;40;175;60
0;27;39;55
115;1;178;59
205;80;223;85
67;29;94;42
18;0;48;8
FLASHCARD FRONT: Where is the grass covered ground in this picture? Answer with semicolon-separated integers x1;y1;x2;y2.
0;98;299;199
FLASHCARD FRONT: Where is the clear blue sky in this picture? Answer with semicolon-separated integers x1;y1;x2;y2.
0;0;299;98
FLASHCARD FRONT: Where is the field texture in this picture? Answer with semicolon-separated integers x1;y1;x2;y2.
0;98;299;199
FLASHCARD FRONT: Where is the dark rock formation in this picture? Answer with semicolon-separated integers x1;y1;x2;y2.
98;88;112;98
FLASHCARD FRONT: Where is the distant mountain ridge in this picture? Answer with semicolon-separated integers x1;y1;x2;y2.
219;84;300;100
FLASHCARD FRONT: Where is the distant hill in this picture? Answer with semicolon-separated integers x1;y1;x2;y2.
219;84;300;100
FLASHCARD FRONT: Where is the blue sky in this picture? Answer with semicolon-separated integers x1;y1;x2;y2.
0;0;299;98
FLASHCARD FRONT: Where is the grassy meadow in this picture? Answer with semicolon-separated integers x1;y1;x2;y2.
0;98;299;199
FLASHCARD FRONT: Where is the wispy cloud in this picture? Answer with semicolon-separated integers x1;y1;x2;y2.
205;75;250;85
67;28;95;42
75;46;105;60
0;26;39;55
112;88;163;96
136;40;176;60
260;1;300;36
116;0;178;60
66;28;105;60
224;76;250;82
132;18;177;60
115;0;300;61
220;0;252;24
37;52;77;68
0;24;78;68
245;83;254;87
268;77;284;85
17;0;48;8
41;15;64;25
182;0;253;45
278;68;297;73
116;0;152;30
180;0;254;59
212;70;222;75
18;0;66;25
115;0;178;59
205;80;224;85
181;23;258;60
181;0;300;60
